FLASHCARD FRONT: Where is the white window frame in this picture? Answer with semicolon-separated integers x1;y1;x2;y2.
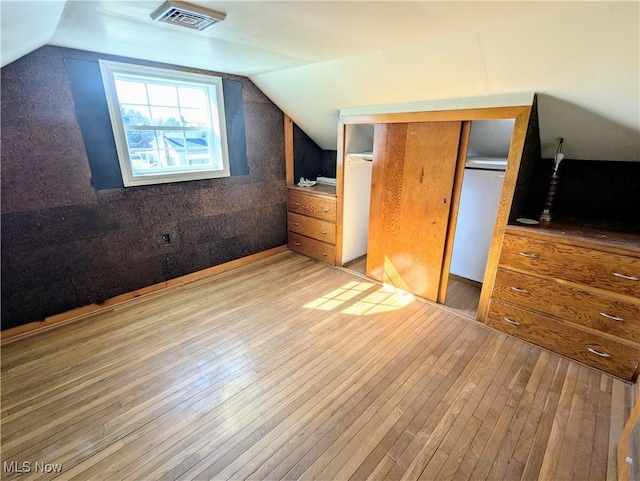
99;60;230;187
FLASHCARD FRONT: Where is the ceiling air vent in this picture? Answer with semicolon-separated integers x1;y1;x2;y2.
150;0;226;31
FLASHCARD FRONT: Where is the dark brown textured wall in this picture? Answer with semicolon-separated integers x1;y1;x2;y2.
1;46;287;330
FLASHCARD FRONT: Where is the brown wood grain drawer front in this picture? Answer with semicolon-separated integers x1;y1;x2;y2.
487;299;640;380
288;232;336;265
500;233;640;298
493;268;640;344
287;191;337;222
287;212;336;244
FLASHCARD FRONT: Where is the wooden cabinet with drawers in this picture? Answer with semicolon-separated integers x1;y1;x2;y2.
287;185;337;265
486;223;640;380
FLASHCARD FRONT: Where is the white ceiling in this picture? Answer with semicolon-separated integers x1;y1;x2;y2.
1;1;639;161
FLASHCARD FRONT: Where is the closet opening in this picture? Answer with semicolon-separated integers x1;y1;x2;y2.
340;123;374;277
338;116;518;322
443;119;515;319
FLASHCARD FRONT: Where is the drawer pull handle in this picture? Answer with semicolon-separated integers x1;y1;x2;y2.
587;347;611;358
292;222;300;226
322;207;329;213
600;312;624;322
294;242;301;246
510;287;529;294
292;201;300;205
518;252;539;259
321;252;328;256
613;272;639;281
502;317;521;326
321;230;328;234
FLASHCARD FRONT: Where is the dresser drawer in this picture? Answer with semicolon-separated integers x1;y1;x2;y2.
487;299;640;380
288;212;336;244
288;232;335;265
287;191;336;222
493;268;640;344
500;233;640;298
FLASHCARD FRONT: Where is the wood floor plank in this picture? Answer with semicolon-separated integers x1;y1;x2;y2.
346;321;472;481
233;309;452;481
450;339;524;481
572;368;601;480
484;349;541;480
392;331;499;479
433;415;482;480
510;354;560;467
590;375;614;481
0;251;632;481
114;314;400;475
291;320;477;481
536;360;581;480
553;365;590;481
608;378;628;481
520;359;570;480
362;453;395;481
130;292;432;480
276;318;478;481
174;306;434;481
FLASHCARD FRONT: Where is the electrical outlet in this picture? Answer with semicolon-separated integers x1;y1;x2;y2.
162;233;171;245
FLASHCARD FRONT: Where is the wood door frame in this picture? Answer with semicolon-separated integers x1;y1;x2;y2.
335;104;533;322
284;114;294;186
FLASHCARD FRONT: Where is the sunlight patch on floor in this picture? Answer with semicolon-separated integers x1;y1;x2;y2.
303;281;414;315
342;283;414;315
303;281;376;311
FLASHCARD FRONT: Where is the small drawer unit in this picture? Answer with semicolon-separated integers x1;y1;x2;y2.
499;234;640;298
288;232;336;265
487;299;640;380
287;190;336;222
287;186;337;265
487;225;640;380
288;212;336;245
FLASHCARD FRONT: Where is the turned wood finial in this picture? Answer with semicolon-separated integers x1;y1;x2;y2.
540;138;564;223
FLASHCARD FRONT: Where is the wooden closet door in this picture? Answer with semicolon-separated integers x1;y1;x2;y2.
366;122;462;301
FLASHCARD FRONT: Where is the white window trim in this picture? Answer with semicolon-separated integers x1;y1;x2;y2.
99;59;230;187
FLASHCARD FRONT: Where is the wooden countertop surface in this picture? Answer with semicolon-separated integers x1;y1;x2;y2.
287;184;337;197
507;217;640;253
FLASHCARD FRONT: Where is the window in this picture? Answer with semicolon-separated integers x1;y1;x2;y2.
99;60;230;186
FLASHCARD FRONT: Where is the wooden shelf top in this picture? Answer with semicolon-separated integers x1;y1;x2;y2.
287;183;337;197
507;217;640;253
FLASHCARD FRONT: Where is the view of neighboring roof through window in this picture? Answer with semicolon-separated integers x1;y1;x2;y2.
99;60;230;186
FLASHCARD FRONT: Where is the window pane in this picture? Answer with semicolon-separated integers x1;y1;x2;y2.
185;131;207;152
185;131;211;166
125;129;156;149
154;149;178;167
150;106;182;126
160;132;185;166
115;80;148;104
130;148;161;172
147;83;178;107
121;105;151;125
162;131;185;151
178;87;207;108
180;108;209;127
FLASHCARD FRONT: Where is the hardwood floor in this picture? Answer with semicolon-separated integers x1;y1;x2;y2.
443;277;481;320
1;251;632;480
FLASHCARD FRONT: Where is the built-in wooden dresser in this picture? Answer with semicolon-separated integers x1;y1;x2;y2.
486;222;640;380
287;184;337;265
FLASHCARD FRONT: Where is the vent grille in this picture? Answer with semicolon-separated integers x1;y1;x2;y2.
150;0;226;31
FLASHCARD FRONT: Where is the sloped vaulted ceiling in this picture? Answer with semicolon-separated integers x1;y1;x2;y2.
1;1;639;161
